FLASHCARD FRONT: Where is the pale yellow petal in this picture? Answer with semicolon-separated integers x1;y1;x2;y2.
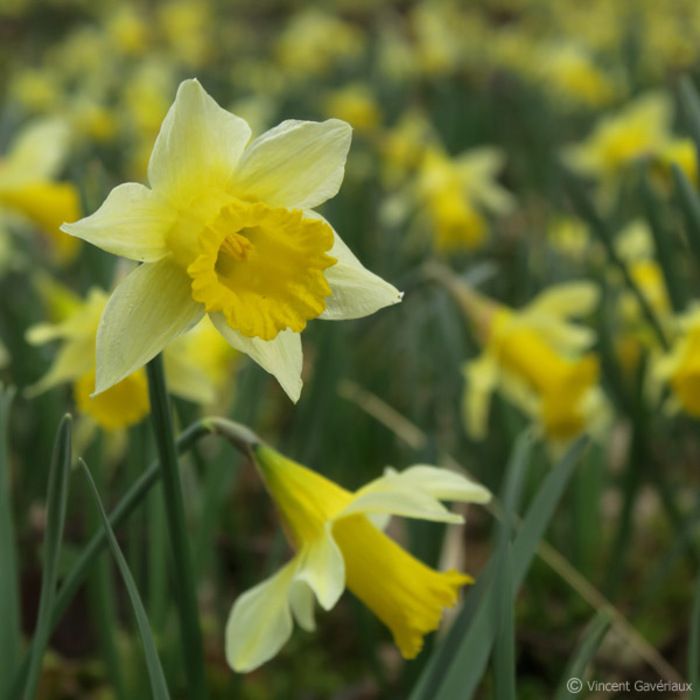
340;475;463;524
62;183;173;262
320;231;403;320
525;281;600;319
288;580;316;632
148;78;251;203
225;559;297;673
234;118;351;209
211;314;302;402
389;465;491;504
25;337;94;397
295;529;345;610
95;259;203;394
0;118;70;185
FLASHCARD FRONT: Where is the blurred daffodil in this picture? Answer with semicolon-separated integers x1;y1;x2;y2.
417;146;514;252
62;79;402;403
226;444;490;672
323;84;381;135
655;306;700;416
430;264;605;444
0;118;80;262
27;286;235;431
563;92;673;180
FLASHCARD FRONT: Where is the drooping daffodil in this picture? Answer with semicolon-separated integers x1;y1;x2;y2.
428;263;606;445
226;443;491;672
459;280;607;445
62;79;402;402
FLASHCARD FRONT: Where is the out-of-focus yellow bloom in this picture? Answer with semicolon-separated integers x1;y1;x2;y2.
615;220;671;324
323;84;381;135
157;0;212;67
0;118;80;262
225;443;490;672
537;44;616;108
440;271;605;444
10;69;61;113
106;5;150;56
417;146;514;252
655;138;698;186
655;306;700;416
380;111;433;188
611;221;671;376
71;97;118;143
547;217;592;260
62;79;401;403
563;93;673;179
410;4;464;76
276;10;363;78
26;287;234;431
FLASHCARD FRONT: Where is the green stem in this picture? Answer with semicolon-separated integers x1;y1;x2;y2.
5;419;212;700
85;437;127;700
145;355;207;700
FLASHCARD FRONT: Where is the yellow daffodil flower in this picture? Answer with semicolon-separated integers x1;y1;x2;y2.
563;92;673;180
655;306;700;416
438;271;606;444
0;118;80;262
26;286;234;431
323;84;381;135
62;79;402;403
226;444;491;672
537;44;616;108
417;146;514;252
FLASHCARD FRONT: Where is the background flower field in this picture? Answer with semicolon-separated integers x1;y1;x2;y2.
2;0;700;697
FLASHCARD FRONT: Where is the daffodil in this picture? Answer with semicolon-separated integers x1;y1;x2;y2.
62;79;402;402
417;146;514;252
26;285;234;431
437;271;606;444
655;306;700;416
563;92;673;180
226;444;491;672
0;118;80;262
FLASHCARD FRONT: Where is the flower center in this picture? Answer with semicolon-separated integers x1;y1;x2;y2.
187;199;336;340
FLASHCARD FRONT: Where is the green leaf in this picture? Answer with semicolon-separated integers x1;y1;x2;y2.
7;419;215;700
672;163;700;265
641;174;687;312
0;386;19;698
80;460;171;700
411;436;588;700
555;611;610;700
563;171;669;350
493;433;532;700
679;76;700;167
22;414;72;700
690;566;700;697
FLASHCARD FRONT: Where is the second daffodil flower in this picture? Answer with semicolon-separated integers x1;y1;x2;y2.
62;79;402;402
226;444;491;672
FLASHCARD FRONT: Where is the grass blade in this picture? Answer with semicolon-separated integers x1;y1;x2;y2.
22;414;72;700
690;567;700;697
493;433;532;700
6;419;214;700
555;611;610;700
80;460;171;700
672;163;700;264
679;76;700;166
412;436;588;700
641;174;687;312
0;386;19;698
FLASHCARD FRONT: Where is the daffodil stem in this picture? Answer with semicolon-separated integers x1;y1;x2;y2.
146;355;208;700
